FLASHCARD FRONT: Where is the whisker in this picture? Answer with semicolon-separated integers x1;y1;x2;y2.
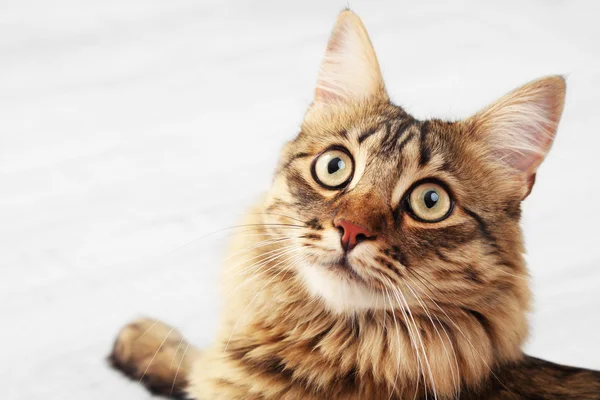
224;253;306;352
224;247;304;298
133;320;159;343
392;286;437;400
382;277;425;399
404;272;471;398
249;212;308;225
157;223;304;260
383;287;403;399
139;327;174;383
494;268;529;281
229;244;302;279
226;248;304;298
406;269;517;398
169;336;185;370
224;237;295;263
170;342;190;396
403;279;460;399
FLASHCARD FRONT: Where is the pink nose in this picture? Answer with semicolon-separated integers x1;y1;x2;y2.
334;219;374;252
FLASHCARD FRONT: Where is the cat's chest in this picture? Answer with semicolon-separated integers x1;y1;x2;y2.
224;313;443;399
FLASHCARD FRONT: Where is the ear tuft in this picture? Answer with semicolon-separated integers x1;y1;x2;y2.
314;10;387;105
468;76;566;193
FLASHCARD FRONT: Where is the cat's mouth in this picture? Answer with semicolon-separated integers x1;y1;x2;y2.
320;257;366;283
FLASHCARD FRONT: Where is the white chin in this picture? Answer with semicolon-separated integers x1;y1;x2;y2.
297;262;387;314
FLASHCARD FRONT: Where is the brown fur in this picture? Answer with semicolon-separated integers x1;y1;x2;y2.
109;10;599;400
109;318;200;398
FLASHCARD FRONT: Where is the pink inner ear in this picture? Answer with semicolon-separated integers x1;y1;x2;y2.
514;105;559;174
472;76;566;178
315;30;345;104
498;116;554;174
492;148;544;175
315;88;342;103
312;10;387;106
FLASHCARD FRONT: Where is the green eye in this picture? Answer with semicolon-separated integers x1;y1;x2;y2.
408;181;453;222
311;148;354;190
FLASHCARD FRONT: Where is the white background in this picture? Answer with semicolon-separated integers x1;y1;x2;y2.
1;1;599;398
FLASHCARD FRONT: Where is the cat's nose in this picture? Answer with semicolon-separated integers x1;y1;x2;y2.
334;219;375;252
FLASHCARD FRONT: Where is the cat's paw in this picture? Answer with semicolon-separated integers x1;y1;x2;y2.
109;318;195;399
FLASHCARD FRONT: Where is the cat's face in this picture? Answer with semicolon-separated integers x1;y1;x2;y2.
262;11;564;315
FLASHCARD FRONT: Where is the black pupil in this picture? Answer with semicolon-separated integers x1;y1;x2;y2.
424;190;439;208
327;157;344;174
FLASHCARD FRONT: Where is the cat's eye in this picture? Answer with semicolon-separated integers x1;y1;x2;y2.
407;181;453;222
311;147;354;190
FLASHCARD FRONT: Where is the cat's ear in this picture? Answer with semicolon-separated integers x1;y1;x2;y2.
467;76;566;198
313;10;388;106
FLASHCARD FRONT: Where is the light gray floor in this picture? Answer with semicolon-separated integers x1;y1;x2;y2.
1;1;599;398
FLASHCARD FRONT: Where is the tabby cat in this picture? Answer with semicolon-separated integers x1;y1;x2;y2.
109;10;600;399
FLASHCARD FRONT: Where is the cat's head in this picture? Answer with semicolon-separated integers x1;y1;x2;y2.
263;10;565;318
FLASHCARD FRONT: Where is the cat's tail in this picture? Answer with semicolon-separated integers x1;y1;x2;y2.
108;318;201;399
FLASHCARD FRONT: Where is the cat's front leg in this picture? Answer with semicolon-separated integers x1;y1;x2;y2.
109;318;201;399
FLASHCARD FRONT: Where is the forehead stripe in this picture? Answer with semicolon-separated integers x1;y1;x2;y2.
358;127;379;144
281;152;310;172
381;118;415;154
419;121;431;166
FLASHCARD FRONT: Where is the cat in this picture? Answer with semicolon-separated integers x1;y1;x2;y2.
109;9;600;400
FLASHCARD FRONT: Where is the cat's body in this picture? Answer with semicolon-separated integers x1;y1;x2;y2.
109;10;600;399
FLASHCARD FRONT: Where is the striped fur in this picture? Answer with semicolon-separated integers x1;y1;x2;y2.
109;9;599;400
